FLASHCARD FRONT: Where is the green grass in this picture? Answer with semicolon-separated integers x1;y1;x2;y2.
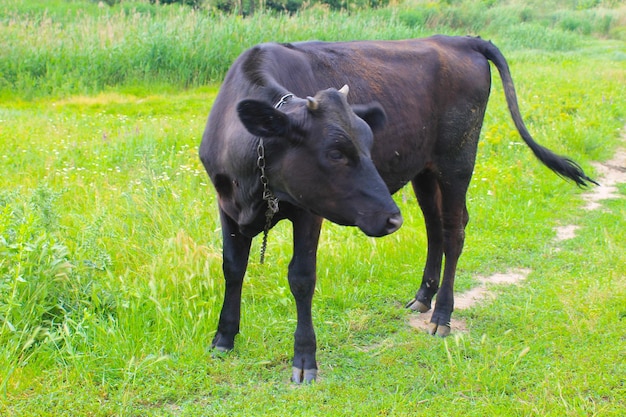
1;0;626;415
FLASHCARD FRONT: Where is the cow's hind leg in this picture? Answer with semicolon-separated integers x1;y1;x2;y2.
406;170;443;314
212;207;252;351
421;122;477;337
427;185;470;337
409;126;482;336
288;210;323;383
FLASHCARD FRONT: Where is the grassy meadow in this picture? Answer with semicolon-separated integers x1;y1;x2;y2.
1;0;626;415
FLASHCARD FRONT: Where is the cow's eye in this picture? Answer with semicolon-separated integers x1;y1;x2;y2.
327;149;346;162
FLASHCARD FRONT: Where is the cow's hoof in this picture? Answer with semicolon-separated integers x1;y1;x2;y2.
428;322;451;337
211;332;235;352
292;367;317;384
213;345;231;353
406;298;430;313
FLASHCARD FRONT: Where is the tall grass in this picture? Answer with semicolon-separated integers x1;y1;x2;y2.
1;0;625;97
0;3;417;97
398;0;626;40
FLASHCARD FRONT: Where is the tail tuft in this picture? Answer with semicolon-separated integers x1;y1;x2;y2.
532;145;598;187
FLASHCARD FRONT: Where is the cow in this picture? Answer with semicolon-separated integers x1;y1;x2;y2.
199;35;596;383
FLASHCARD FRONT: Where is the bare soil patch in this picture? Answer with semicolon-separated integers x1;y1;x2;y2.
555;147;626;242
408;269;530;332
554;224;581;242
582;148;626;211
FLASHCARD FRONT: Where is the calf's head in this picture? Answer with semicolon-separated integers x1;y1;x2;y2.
237;85;402;237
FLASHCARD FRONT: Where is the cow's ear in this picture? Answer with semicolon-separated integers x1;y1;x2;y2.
352;102;386;133
237;99;290;138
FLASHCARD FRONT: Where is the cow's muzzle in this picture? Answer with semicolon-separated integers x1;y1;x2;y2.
386;212;404;234
358;211;403;237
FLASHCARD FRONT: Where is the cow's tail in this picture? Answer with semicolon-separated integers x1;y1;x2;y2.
473;38;598;187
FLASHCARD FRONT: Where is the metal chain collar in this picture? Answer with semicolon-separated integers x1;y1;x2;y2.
256;92;293;264
257;137;279;264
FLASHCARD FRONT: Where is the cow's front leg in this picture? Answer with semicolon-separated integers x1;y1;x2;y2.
212;207;252;352
288;210;323;384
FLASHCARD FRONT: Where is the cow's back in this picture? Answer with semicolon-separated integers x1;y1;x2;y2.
267;37;493;192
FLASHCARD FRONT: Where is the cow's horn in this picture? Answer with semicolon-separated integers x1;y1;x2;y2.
306;96;319;111
339;84;349;96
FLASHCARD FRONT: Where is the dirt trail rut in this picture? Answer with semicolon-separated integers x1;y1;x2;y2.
409;141;626;333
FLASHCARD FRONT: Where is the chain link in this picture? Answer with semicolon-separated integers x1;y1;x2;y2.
257;138;279;264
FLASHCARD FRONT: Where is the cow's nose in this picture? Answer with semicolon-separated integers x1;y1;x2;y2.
386;212;403;234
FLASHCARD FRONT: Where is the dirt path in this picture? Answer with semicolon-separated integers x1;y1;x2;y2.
409;143;626;333
582;148;626;211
